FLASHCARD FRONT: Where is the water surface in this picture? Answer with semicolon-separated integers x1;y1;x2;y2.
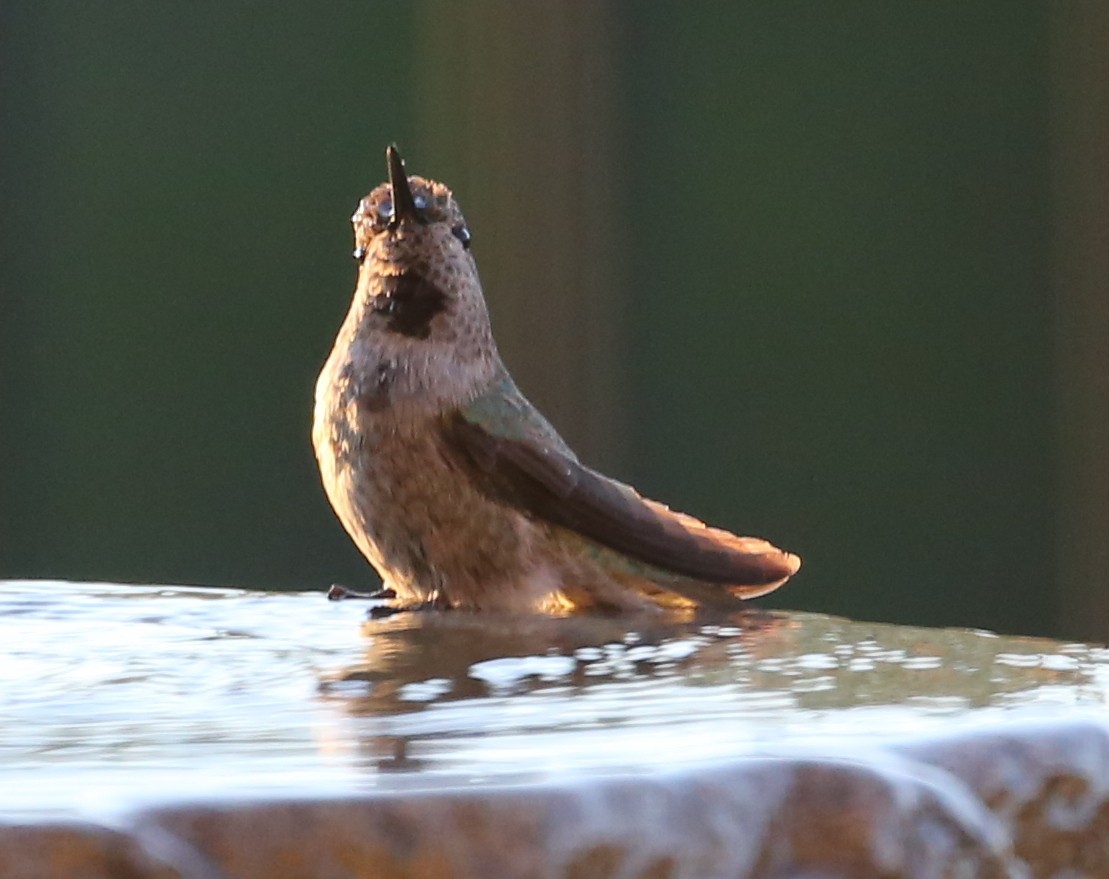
2;580;1105;817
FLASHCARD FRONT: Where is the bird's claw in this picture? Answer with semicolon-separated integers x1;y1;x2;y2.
367;597;450;619
327;584;397;602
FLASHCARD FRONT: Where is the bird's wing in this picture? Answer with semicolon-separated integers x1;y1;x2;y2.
443;380;800;589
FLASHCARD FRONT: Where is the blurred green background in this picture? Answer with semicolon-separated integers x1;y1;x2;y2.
2;4;1106;640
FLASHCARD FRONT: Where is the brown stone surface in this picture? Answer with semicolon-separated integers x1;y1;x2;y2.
123;755;1022;879
898;719;1109;878
0;822;183;879
9;725;1109;877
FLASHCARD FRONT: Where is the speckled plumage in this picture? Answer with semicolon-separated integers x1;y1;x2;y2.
312;147;800;613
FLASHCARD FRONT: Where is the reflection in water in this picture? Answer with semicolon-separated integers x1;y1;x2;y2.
326;606;1097;713
320;608;790;774
320;603;1104;777
1;580;1106;813
321;607;786;708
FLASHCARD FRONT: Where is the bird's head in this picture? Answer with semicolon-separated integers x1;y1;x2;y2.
345;145;498;406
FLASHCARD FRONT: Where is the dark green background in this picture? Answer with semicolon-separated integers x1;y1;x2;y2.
1;4;1088;639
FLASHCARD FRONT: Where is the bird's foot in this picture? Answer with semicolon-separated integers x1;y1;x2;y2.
326;584;397;602
327;584;451;617
367;599;449;619
366;589;453;618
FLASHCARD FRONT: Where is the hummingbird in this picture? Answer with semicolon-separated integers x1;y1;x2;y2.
312;145;800;614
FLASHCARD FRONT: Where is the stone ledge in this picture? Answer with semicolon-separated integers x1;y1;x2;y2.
7;720;1109;878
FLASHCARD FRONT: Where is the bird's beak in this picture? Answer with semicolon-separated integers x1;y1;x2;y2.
386;144;419;228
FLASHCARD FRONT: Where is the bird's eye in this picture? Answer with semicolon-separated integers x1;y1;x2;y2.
451;223;472;250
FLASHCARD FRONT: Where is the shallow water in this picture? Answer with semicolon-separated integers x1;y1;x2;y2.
2;580;1106;818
